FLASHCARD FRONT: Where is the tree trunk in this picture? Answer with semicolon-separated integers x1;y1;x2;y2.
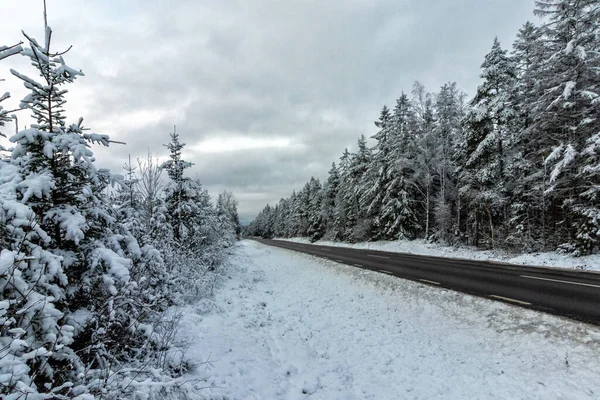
488;205;495;249
425;184;430;239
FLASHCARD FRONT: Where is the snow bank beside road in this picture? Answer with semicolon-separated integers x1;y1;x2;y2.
277;237;600;271
180;240;600;399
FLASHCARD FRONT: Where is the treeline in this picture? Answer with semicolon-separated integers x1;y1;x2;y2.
0;11;238;399
248;0;600;255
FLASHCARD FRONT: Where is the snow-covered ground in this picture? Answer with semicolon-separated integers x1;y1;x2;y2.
277;237;600;272
179;240;600;399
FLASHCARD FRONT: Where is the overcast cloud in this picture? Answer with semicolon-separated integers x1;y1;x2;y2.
0;0;535;223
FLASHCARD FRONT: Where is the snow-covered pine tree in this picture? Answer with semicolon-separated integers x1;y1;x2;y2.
461;38;517;248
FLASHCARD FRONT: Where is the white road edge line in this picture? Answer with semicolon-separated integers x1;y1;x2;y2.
369;254;390;259
419;279;440;285
335;260;345;263
353;264;363;267
520;275;600;289
489;294;531;306
378;270;394;275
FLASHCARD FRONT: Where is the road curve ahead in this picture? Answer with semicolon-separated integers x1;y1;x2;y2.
250;238;600;325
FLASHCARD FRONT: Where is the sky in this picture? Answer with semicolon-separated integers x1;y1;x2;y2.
0;0;536;223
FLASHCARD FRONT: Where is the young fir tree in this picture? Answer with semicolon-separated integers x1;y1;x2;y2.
162;128;197;244
1;20;166;397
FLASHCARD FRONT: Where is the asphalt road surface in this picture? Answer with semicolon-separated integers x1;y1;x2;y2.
250;238;600;325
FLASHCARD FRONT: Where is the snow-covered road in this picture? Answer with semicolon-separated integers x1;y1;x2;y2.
181;240;600;399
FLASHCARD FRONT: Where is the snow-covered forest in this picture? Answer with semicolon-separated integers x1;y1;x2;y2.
0;9;239;399
247;0;600;256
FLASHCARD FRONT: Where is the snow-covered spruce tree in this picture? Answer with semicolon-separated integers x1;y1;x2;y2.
275;197;292;237
360;105;392;240
292;183;311;237
379;93;421;240
284;190;298;237
248;203;275;238
460;38;517;248
306;177;325;242
162;128;194;244
571;2;600;254
506;21;547;250
162;129;227;300
1;22;173;397
530;0;600;253
343;135;371;241
332;148;352;240
321;162;340;238
163;130;225;246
